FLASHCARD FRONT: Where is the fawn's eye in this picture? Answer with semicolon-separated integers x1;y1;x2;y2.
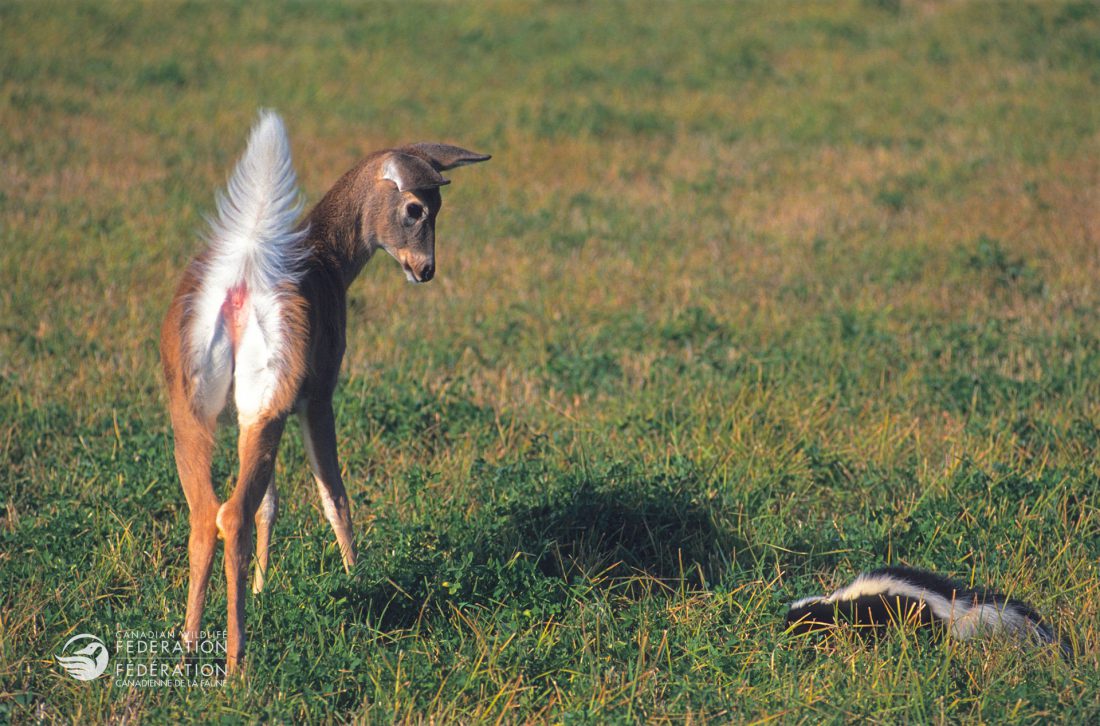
405;203;424;220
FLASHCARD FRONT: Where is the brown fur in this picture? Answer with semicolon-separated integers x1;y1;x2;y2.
161;139;489;673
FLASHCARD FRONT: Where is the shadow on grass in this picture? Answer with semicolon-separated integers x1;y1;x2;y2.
329;458;751;630
490;473;740;585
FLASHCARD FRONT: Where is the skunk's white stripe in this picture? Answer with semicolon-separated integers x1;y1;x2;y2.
787;595;827;610
186;110;308;421
826;572;958;622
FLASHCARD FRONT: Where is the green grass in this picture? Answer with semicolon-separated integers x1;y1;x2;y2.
3;0;1100;722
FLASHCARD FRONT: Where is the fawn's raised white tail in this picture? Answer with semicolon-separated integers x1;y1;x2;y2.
161;110;489;672
186;111;309;426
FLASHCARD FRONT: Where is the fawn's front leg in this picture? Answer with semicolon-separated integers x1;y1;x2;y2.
252;477;277;594
299;398;357;572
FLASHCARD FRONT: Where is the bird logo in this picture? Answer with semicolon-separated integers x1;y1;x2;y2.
55;634;109;681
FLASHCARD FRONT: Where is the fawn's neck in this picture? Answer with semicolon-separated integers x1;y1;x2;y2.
302;160;381;290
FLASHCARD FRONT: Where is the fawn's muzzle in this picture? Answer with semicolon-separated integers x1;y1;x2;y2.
402;258;435;283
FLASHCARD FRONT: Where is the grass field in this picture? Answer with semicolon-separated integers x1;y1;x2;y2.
3;0;1100;722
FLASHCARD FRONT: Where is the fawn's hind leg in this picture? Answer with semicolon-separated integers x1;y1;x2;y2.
168;402;220;653
217;414;287;672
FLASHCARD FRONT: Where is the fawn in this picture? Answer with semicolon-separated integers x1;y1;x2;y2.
160;110;489;672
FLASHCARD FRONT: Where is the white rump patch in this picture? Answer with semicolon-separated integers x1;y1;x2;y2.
231;290;285;420
189;308;235;422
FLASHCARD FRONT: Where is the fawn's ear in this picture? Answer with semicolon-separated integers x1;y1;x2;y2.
403;143;491;172
381;152;450;192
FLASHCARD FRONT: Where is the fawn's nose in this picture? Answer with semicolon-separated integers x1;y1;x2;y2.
419;263;435;282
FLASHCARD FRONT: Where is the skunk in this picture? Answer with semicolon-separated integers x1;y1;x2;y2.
786;566;1070;658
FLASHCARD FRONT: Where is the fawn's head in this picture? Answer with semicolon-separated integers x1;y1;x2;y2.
371;143;490;283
